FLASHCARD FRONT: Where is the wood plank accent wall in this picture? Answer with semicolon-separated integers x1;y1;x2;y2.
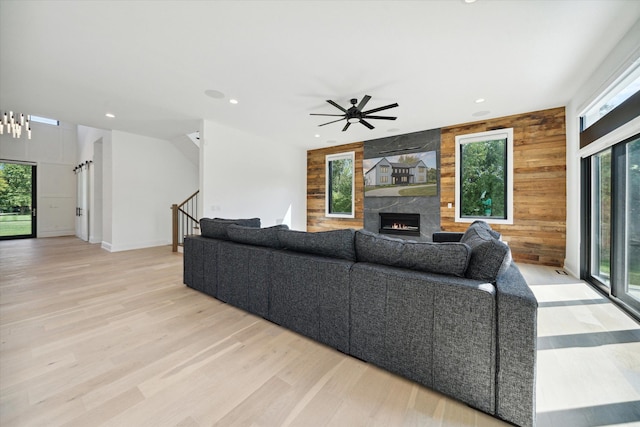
307;142;365;232
440;107;567;266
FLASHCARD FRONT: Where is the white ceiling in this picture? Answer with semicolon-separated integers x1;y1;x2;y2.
1;0;639;150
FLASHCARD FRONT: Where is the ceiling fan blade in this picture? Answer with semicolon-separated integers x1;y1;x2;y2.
310;113;346;117
356;95;371;111
362;115;397;120
318;117;346;127
362;102;399;115
360;119;375;129
327;99;347;112
342;122;351;132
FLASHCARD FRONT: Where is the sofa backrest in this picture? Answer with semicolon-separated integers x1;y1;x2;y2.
200;217;511;283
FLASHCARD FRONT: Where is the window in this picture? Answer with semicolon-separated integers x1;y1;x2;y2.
29;115;59;126
455;128;514;224
325;152;355;218
581;60;640;130
381;166;389;173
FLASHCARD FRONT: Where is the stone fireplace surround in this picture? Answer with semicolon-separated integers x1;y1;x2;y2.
363;128;441;242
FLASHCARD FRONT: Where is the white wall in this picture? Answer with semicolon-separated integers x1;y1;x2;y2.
77;125;111;244
104;130;198;252
200;120;307;230
565;19;640;276
0;120;77;237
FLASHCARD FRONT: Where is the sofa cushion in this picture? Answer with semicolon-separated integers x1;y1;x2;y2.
460;221;511;282
355;230;407;266
199;217;261;240
469;219;502;240
277;228;356;262
355;229;471;277
227;224;289;248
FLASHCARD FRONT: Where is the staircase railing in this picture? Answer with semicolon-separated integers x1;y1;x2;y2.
171;190;199;252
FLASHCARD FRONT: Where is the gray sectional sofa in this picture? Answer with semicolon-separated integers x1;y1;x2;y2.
183;219;537;427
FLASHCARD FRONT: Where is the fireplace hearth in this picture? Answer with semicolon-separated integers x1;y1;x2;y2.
379;213;420;237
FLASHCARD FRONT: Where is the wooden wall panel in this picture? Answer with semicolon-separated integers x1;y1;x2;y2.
306;107;566;267
440;107;566;266
307;142;365;232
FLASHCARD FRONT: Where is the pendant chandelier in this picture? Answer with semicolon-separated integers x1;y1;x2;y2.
1;111;32;139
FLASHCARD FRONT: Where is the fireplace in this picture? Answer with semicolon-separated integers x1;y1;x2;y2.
379;213;420;237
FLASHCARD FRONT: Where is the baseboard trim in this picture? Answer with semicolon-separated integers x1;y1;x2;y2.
102;240;170;252
38;230;75;238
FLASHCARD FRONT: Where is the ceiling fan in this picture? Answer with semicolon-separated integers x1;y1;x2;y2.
310;95;398;131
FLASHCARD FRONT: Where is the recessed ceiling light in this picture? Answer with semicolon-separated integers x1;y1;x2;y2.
229;99;238;104
204;89;225;99
105;113;115;118
475;98;485;103
464;0;477;3
314;134;320;138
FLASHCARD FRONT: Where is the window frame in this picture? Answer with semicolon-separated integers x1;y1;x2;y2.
454;128;514;225
325;151;355;218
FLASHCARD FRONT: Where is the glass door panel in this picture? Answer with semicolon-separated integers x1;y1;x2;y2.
624;138;640;304
591;149;611;286
0;162;36;239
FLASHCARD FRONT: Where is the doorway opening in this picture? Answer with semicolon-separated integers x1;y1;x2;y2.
0;161;37;239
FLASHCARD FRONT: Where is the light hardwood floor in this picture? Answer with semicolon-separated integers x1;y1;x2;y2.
1;237;639;427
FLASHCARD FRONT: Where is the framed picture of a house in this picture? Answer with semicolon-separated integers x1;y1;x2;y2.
363;151;437;197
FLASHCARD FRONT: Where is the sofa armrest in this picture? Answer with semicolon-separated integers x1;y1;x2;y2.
432;231;464;242
494;263;538;427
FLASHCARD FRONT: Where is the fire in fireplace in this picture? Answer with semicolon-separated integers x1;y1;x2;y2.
379;213;420;236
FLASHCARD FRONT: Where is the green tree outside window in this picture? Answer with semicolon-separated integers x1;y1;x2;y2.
460;138;506;218
326;152;354;217
455;128;513;224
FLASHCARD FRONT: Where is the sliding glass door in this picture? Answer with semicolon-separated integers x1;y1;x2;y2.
0;161;37;239
586;136;640;316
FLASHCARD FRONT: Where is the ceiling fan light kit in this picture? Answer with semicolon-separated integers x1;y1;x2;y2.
310;95;398;131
